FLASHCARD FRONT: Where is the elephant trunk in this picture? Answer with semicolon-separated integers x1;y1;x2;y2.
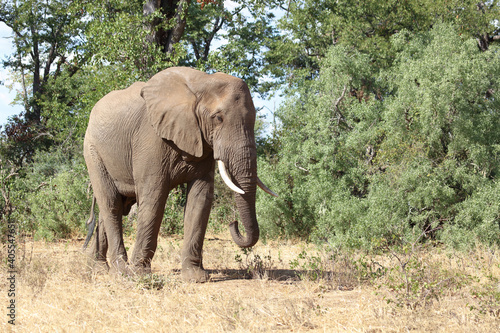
225;144;259;248
230;185;259;248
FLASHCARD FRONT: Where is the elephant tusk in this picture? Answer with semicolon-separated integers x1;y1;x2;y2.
257;177;278;197
217;160;245;194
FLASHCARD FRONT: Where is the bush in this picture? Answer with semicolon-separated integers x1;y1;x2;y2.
18;168;90;241
9;146;91;241
257;23;500;249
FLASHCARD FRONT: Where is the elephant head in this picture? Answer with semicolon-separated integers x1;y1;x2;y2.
141;67;276;248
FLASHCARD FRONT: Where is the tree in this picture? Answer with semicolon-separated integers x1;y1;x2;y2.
143;0;190;58
200;1;278;96
0;0;87;124
262;0;500;90
257;23;500;248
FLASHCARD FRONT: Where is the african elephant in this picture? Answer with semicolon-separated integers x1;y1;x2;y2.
83;67;276;282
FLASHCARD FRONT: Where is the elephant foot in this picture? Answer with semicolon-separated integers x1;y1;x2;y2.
88;259;110;274
128;263;152;276
128;257;153;276
181;265;210;283
108;255;131;276
85;249;109;274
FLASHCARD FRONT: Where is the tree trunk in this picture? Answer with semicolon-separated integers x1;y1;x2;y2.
143;0;191;58
29;25;42;124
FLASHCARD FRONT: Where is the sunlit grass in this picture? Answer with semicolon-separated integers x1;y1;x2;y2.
1;234;499;332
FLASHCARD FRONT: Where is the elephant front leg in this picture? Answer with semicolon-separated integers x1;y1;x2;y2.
181;170;214;283
129;192;168;274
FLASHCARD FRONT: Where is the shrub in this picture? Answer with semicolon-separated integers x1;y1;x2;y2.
9;146;91;241
257;23;500;249
18;169;90;241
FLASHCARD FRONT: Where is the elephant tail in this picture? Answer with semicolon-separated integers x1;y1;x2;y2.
82;196;97;250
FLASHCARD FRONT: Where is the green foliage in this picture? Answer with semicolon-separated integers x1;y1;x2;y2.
264;0;500;88
203;2;278;96
161;185;186;236
25;170;90;241
442;180;500;249
8;146;91;241
84;0;172;79
258;23;500;248
207;170;239;234
0;0;89;131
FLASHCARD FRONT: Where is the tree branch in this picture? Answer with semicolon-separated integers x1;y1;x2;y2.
331;84;353;130
165;0;190;56
202;14;225;60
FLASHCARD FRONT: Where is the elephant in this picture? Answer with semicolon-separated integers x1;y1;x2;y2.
83;67;276;282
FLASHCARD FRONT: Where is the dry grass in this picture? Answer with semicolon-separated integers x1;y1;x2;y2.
1;234;500;332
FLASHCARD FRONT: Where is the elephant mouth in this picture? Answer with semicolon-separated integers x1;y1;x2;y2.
216;160;277;197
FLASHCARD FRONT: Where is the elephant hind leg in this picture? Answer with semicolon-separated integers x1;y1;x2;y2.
85;146;129;274
95;195;129;274
87;216;110;273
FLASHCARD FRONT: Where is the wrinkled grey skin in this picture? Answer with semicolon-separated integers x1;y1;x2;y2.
84;67;261;282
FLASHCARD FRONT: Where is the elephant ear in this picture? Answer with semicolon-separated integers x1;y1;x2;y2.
141;70;204;158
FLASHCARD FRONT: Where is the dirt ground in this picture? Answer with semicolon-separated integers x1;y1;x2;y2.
1;234;499;332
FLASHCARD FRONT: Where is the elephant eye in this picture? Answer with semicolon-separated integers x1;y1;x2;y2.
212;113;223;123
